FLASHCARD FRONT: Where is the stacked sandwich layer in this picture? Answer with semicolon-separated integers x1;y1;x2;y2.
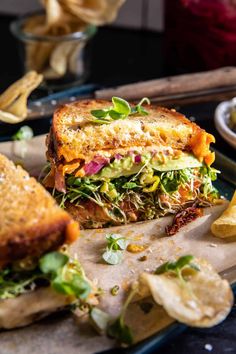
44;99;218;228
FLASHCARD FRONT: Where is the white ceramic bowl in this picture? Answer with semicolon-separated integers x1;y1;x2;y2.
214;99;236;149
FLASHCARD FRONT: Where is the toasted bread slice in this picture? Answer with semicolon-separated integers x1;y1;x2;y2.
51;100;215;164
0;154;79;265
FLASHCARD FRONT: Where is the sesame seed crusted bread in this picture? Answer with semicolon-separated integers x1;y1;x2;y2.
50;100;215;164
0;153;79;266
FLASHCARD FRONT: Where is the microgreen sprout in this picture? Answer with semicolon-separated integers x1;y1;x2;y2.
102;233;129;265
107;286;137;345
155;255;200;284
12;125;34;141
90;96;150;124
0;251;91;301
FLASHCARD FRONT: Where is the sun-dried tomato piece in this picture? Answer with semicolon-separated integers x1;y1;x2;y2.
166;206;203;236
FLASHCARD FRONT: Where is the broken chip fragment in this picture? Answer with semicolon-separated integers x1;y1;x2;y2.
211;191;236;238
0;71;43;124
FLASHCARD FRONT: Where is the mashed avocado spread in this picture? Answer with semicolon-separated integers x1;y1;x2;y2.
91;152;202;180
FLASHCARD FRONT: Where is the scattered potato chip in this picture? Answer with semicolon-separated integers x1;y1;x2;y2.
0;110;26;124
137;258;233;327
0;72;43;124
211;191;236;238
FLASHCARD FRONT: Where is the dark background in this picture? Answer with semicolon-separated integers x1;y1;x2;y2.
0;14;236;354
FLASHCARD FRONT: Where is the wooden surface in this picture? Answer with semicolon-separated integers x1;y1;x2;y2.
95;67;236;100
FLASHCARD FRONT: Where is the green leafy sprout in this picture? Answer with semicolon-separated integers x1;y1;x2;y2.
102;233;129;265
12;125;34;141
90;286;137;345
0;251;91;300
54;165;219;228
155;255;200;284
90;96;151;124
107;286;137;345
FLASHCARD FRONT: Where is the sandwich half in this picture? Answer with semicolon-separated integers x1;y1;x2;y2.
44;98;219;229
0;154;94;329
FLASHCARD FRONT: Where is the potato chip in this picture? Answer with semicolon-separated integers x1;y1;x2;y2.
43;0;64;27
0;110;26;124
26;42;56;73
50;41;75;76
138;258;233;327
69;42;85;74
211;191;236;238
41;67;62;80
59;0;126;25
0;72;43;124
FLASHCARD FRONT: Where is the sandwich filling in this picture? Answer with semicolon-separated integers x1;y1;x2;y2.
44;97;219;229
0;250;91;302
48;149;219;229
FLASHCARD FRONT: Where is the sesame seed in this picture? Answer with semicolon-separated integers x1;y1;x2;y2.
209;243;217;248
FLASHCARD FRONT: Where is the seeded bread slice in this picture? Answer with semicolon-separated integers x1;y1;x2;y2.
51;100;214;163
0;153;79;265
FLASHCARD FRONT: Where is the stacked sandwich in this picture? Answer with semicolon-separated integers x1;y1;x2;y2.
44;97;219;228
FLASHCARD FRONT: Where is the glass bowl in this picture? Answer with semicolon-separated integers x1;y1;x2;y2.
10;14;97;90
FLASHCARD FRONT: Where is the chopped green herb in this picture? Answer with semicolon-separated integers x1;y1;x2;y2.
111;285;120;296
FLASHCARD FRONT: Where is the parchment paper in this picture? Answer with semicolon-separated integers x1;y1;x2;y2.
0;136;233;354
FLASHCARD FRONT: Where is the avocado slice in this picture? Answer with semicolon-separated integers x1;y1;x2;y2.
90;152;202;180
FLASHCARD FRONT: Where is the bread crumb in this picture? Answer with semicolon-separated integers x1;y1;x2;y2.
138;255;147;262
209;243;217;248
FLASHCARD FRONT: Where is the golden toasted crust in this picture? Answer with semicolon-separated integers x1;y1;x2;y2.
50;100;215;165
0;154;79;265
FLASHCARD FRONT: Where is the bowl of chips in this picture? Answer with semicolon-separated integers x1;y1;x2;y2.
10;0;125;90
11;14;96;90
